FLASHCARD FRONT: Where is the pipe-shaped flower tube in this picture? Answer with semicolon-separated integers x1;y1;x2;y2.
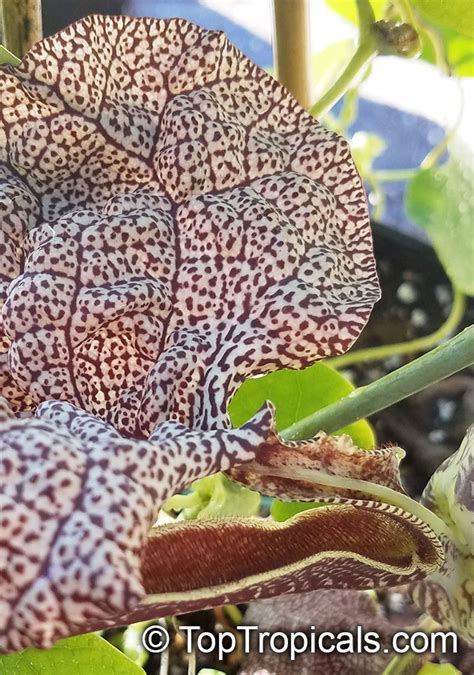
0;16;443;656
0;397;442;652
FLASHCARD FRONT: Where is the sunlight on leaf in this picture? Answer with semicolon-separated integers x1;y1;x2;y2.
121;622;152;668
412;0;474;38
0;634;145;674
325;0;388;24
421;25;474;77
0;45;20;66
417;664;461;675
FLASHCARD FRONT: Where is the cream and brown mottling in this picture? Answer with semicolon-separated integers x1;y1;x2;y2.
0;16;445;655
411;426;474;642
0;165;47;412
229;429;406;500
0;395;444;652
0;396;273;651
1;14;379;435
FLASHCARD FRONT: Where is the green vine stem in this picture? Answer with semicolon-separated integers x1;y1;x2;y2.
281;325;474;441
396;0;451;75
1;0;42;58
310;0;377;117
273;0;312;109
326;286;466;369
395;0;418;28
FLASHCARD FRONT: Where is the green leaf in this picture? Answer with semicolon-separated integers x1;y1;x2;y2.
420;25;474;76
0;44;21;66
406;144;474;296
228;362;375;448
313;39;356;101
121;622;151;668
0;634;145;674
164;472;261;520
325;0;388;24
412;0;474;38
417;664;461;675
270;499;326;521
229;362;376;523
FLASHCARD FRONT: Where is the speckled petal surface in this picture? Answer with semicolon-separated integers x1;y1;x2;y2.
0;396;272;652
0;165;46;412
411;426;474;642
229;425;405;500
1;15;380;434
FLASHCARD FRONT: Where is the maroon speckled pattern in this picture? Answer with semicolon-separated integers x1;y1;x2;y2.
0;16;444;656
1;15;379;435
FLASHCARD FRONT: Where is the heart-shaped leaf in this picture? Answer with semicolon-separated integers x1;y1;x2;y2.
229;361;375;447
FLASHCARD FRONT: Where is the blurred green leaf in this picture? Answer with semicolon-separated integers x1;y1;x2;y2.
121;622;151;668
412;0;474;38
325;0;388;24
0;44;20;66
0;634;145;674
421;25;474;76
417;664;461;675
271;499;327;521
313;39;356;100
164;472;261;520
228;362;375;448
229;362;376;523
406;145;474;296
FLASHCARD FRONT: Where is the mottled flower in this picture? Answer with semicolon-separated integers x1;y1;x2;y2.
1;15;379;433
412;427;474;642
0;397;442;652
0;15;444;655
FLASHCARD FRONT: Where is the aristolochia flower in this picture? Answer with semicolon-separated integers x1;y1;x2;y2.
1;15;379;432
0;16;443;653
0;397;442;652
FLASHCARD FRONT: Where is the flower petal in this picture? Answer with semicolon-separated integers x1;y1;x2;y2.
0;166;45;413
1;15;379;434
411;426;474;641
0;397;272;652
228;420;405;500
73;500;442;636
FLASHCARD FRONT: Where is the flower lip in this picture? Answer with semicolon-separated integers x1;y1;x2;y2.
2;14;379;432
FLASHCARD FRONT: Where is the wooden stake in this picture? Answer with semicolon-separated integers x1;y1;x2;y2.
1;0;42;58
273;0;312;110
